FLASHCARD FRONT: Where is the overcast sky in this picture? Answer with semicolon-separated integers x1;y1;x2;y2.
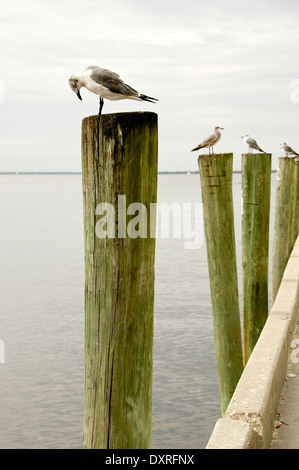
1;0;299;172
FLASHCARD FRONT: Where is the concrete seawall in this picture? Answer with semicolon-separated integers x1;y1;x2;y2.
206;235;299;449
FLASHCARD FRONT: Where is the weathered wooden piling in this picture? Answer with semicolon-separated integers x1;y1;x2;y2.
242;153;271;363
81;112;158;449
288;160;296;249
272;157;296;303
294;162;299;241
198;153;243;415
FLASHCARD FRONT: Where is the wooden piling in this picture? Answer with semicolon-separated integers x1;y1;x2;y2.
289;160;296;248
294;162;299;240
198;153;243;415
272;157;295;303
242;153;271;363
81;112;158;449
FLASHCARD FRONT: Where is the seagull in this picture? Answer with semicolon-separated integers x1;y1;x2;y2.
280;142;299;157
241;134;266;154
191;127;224;154
68;65;158;119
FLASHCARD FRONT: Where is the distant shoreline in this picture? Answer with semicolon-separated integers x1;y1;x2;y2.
0;170;277;175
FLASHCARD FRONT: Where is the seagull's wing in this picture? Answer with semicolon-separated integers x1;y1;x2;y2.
247;137;260;150
285;144;299;155
248;137;266;153
85;65;121;79
87;66;139;97
192;133;217;151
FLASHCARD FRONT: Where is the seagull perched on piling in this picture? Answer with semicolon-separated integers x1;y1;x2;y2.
241;134;266;154
68;65;158;119
280;142;299;157
191;127;224;154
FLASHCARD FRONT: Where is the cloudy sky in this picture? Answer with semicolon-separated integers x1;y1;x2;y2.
1;0;299;172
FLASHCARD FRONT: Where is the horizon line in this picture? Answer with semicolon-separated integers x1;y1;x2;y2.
0;170;277;175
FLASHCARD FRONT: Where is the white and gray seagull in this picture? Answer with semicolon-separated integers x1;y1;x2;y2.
241;134;266;153
68;65;158;118
280;142;299;157
191;126;224;154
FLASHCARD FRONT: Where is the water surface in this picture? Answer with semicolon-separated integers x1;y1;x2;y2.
0;172;276;448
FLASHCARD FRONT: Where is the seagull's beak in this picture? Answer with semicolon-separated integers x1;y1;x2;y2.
76;90;82;101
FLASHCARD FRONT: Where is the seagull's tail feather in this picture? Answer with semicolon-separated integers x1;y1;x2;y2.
140;94;158;103
259;148;266;154
191;146;202;152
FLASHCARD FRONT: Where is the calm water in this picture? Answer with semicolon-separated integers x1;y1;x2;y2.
0;173;277;449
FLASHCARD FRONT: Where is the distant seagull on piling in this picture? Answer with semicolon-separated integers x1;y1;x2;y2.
241;134;266;154
280;142;299;157
191;126;224;154
68;65;158;119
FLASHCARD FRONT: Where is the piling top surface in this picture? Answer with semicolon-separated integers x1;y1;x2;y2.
197;153;233;157
82;111;158;133
242;153;272;156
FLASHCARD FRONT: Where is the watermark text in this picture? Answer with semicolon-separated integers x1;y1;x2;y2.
291;338;299;364
290;79;299;103
95;196;204;250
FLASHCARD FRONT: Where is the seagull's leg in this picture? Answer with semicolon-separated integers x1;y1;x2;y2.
98;97;104;121
97;97;104;161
